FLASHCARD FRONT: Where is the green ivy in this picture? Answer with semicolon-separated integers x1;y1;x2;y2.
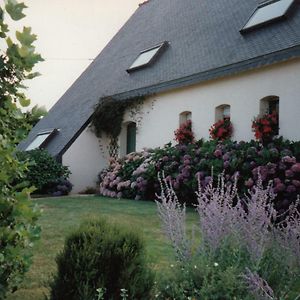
91;96;144;139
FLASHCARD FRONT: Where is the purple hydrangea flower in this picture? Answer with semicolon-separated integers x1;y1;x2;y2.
285;169;294;178
282;156;296;164
291;163;300;173
286;185;296;193
214;149;222;158
245;178;254;188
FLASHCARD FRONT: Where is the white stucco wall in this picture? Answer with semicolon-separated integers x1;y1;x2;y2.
63;58;300;192
121;58;300;151
62;126;109;193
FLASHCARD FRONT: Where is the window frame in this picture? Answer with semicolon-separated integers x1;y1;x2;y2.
127;41;169;73
215;104;231;122
240;0;295;33
25;129;57;151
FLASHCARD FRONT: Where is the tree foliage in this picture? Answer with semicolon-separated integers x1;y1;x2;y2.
0;0;42;297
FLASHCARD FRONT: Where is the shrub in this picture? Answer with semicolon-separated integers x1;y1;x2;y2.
49;218;154;300
17;149;71;195
155;174;300;299
99;138;300;212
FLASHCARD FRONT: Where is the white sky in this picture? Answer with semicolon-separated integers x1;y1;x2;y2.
5;0;142;110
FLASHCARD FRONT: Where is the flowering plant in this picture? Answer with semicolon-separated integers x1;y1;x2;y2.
252;112;278;143
209;118;233;141
174;120;195;145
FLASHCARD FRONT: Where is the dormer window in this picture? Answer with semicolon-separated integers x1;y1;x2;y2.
25;129;57;151
241;0;295;32
127;41;168;72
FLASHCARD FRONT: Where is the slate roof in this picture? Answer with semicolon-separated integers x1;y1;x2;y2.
19;0;300;158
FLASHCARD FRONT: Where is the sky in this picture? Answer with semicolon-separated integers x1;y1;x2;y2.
5;0;142;110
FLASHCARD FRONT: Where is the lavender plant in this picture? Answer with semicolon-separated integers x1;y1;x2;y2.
156;172;300;299
156;172;191;262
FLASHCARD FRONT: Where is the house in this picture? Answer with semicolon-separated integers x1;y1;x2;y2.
19;0;300;193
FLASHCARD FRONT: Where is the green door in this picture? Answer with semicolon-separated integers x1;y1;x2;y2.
126;122;136;154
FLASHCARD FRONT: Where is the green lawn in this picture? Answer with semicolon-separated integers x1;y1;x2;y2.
7;196;198;300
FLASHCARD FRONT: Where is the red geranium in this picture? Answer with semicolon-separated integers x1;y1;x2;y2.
252;112;278;144
209;118;233;141
174;120;195;144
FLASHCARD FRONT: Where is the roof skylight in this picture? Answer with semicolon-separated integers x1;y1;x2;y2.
25;129;57;151
241;0;295;32
127;41;168;72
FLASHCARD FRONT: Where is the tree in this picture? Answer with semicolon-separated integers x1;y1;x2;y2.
24;104;47;128
0;0;43;297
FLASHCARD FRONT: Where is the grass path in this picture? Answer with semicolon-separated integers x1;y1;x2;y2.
7;196;198;300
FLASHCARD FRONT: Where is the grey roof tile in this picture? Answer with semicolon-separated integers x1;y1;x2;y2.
19;0;300;157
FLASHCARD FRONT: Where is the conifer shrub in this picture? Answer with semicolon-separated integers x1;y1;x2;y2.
49;218;154;300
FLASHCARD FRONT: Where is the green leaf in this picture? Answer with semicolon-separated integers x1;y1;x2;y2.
5;0;27;21
6;36;13;47
16;26;36;46
17;45;30;57
26;72;41;79
19;97;30;107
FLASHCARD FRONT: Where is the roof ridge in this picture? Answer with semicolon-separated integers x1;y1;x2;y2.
139;0;153;7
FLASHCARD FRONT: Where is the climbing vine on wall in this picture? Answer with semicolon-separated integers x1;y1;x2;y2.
91;96;145;139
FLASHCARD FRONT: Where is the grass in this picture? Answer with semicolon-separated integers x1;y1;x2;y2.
7;195;198;300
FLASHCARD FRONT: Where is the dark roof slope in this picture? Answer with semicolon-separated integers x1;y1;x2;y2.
19;0;300;157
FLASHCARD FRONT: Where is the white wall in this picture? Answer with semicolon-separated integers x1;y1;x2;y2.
121;58;300;151
63;58;300;192
62;125;109;193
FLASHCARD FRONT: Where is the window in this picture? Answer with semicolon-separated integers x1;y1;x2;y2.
241;0;295;32
260;96;279;115
215;105;231;122
127;41;168;72
126;122;136;154
25;129;57;151
260;96;279;134
179;111;192;125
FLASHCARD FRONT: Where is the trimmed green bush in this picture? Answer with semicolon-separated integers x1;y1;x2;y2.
49;218;154;300
17;149;71;195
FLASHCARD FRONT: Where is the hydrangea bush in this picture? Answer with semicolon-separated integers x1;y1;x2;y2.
99;138;300;212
